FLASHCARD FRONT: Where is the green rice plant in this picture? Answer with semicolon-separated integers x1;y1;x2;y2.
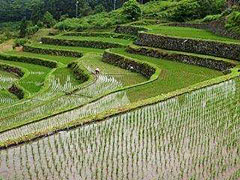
110;48;223;102
145;25;240;44
0;70;18;90
1;78;239;179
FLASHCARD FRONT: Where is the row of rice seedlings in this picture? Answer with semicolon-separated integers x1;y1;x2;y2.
0;91;18;107
76;74;122;97
0;72;123;133
0;66;121;116
0;78;239;180
0;91;130;143
0;72;19;106
0;76;18;90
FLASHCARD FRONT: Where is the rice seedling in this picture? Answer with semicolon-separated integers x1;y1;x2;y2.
0;78;239;179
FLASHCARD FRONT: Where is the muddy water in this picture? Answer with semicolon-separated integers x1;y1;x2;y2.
0;78;239;180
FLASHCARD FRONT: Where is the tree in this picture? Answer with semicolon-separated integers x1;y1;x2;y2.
42;11;56;28
122;0;141;20
19;18;28;38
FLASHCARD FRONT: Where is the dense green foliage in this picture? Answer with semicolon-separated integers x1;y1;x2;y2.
146;25;240;43
0;0;129;23
0;1;240;179
225;10;240;32
122;0;142;20
42;11;57;28
202;14;222;22
55;9;130;31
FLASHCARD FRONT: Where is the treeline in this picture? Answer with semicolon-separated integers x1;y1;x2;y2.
0;0;141;23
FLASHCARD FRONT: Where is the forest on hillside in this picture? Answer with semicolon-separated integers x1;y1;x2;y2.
0;0;150;22
1;0;240;43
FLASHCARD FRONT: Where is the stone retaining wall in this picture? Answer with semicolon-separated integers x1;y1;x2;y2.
41;37;125;49
63;32;136;40
169;21;240;40
8;84;24;99
68;62;90;82
135;32;240;61
127;45;235;71
23;45;83;58
102;50;155;79
0;54;57;68
115;25;148;35
0;64;24;77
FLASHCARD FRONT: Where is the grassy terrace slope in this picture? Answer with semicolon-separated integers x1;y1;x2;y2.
146;25;240;44
25;42;104;54
5;51;75;65
0;70;19;89
110;48;223;102
0;51;146;133
0;23;240;179
0;25;239;151
0;70;19;106
0;59;51;95
1;78;239;179
41;35;132;48
58;35;132;45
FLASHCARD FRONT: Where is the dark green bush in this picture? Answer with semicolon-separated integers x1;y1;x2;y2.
169;0;201;22
168;0;225;22
13;39;29;48
42;11;57;28
225;11;240;33
55;10;129;31
19;18;28;38
226;11;240;28
202;14;222;22
122;0;141;21
27;25;40;35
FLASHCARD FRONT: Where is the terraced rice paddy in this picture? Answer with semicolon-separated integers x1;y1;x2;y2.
0;70;19;106
0;78;239;180
0;70;18;90
55;35;132;46
0;25;239;179
146;25;240;44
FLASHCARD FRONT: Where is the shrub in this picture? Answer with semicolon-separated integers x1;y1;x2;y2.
202;14;222;22
225;11;240;33
37;20;44;28
221;8;233;16
60;14;69;21
94;4;106;14
168;0;225;22
19;18;28;38
122;0;141;21
27;25;39;35
169;0;201;22
55;10;129;31
140;1;176;16
13;39;29;48
42;11;56;28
